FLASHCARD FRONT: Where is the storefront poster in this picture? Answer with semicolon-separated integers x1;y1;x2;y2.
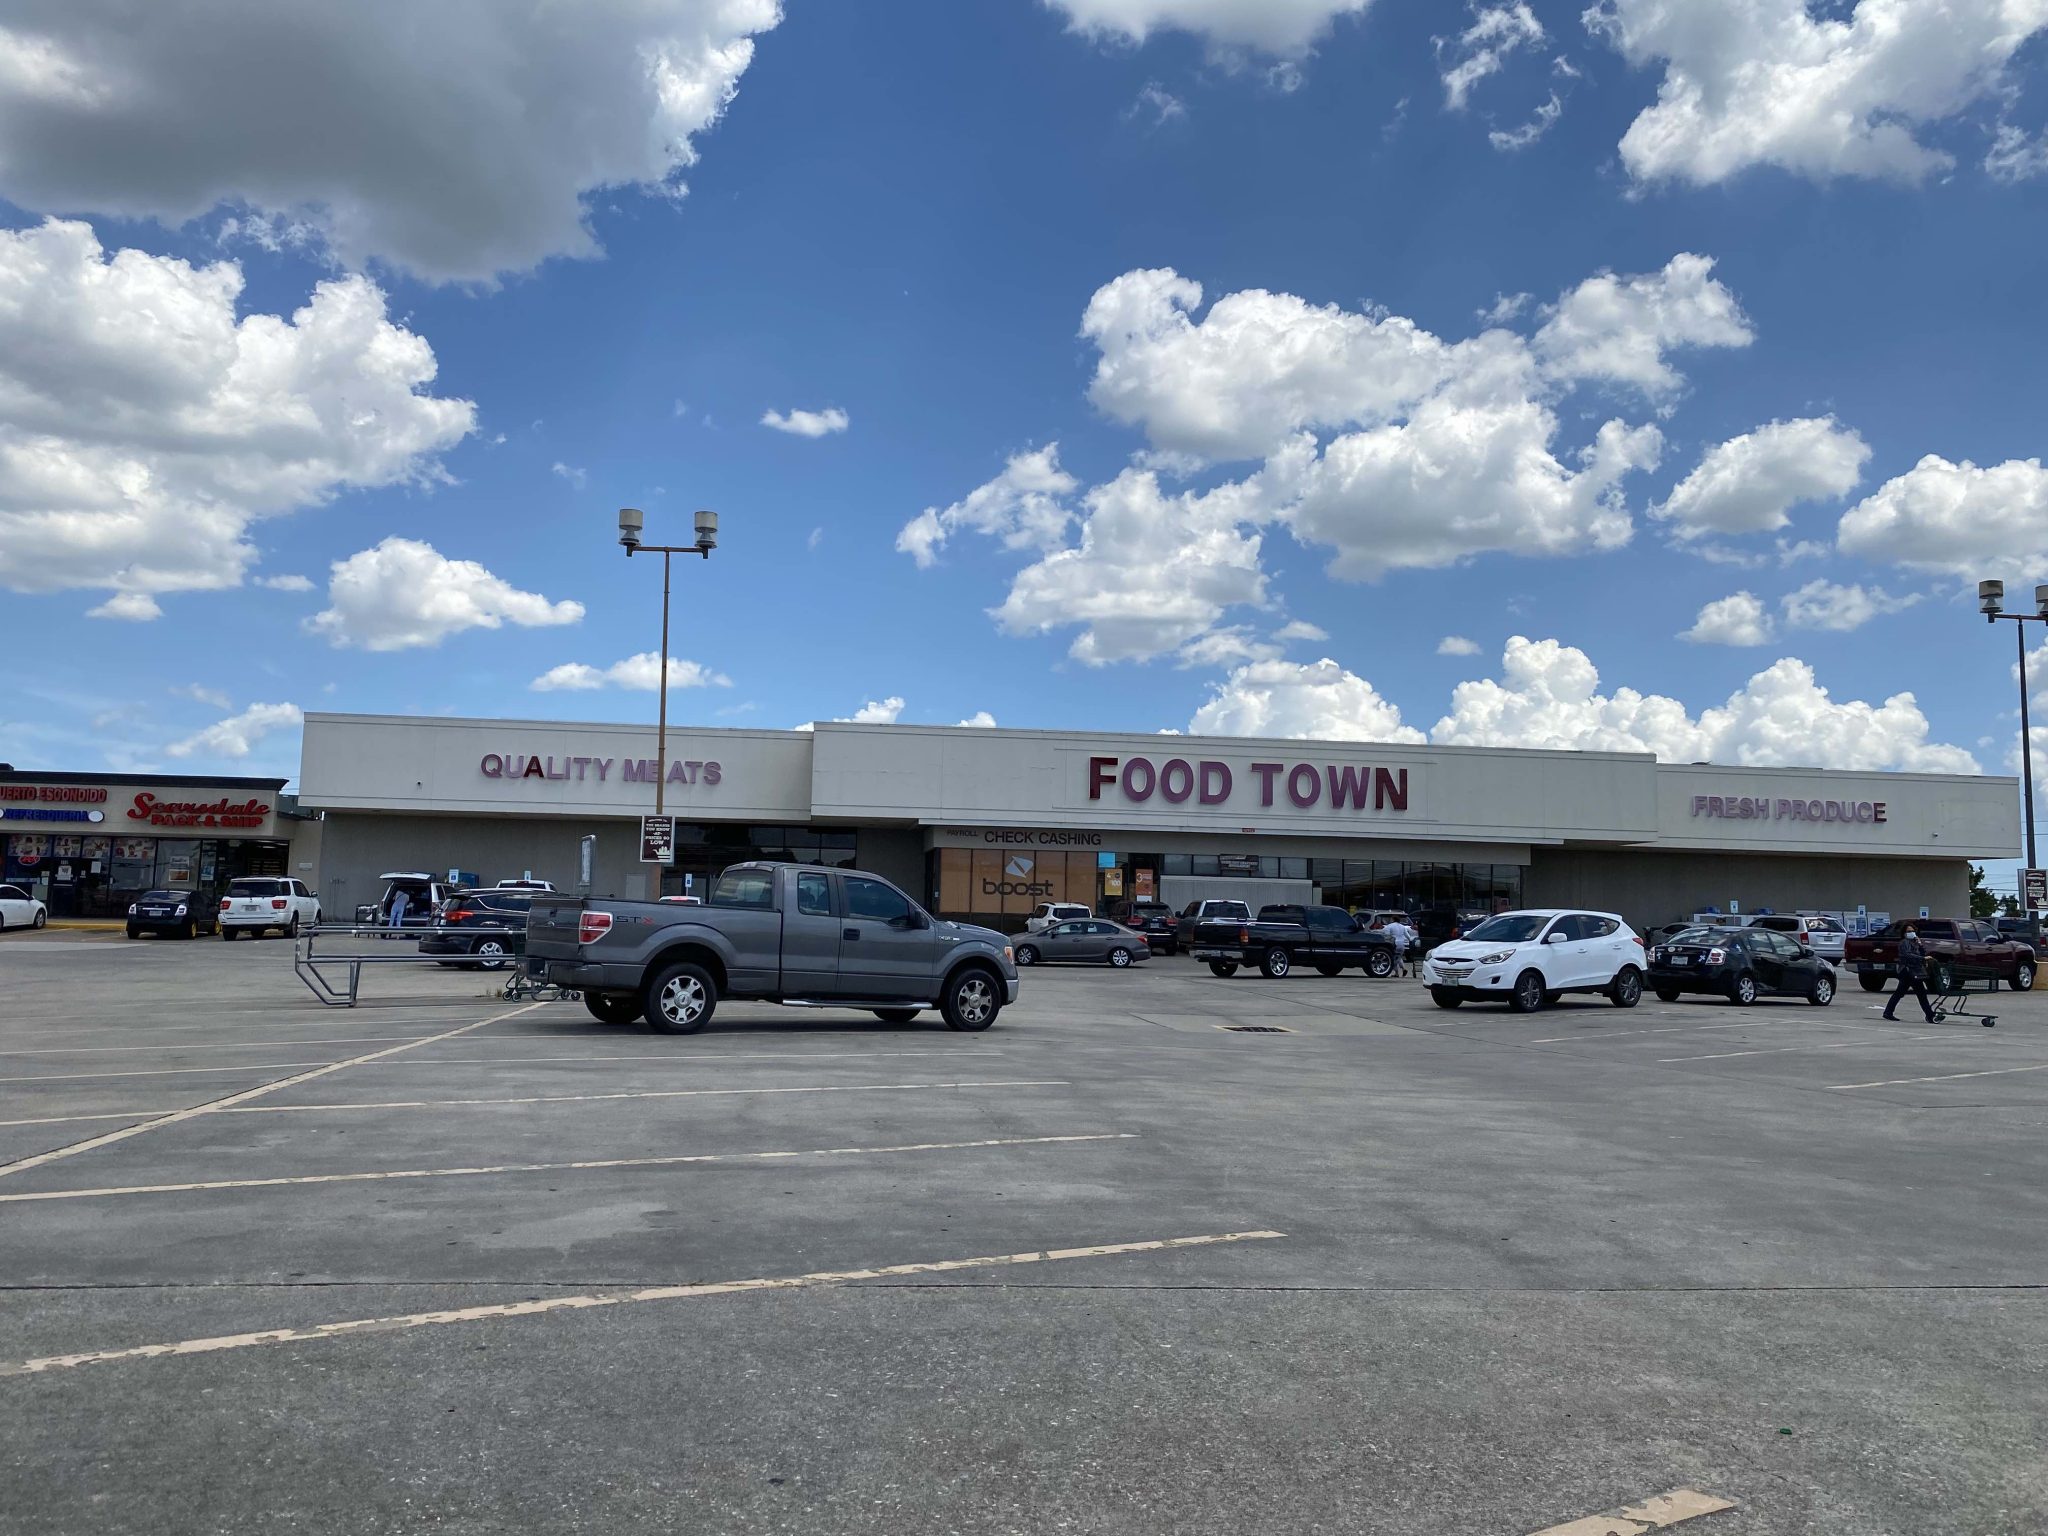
1134;868;1155;899
1104;869;1124;897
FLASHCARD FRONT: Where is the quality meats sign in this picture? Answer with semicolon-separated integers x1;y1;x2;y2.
127;793;271;830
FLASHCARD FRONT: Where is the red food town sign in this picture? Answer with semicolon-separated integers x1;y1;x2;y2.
1086;755;1409;813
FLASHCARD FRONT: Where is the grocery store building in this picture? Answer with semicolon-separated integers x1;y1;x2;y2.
295;713;2018;933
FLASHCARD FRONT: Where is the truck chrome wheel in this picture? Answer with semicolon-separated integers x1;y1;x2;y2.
943;971;998;1031
645;961;717;1035
1365;948;1394;979
1261;949;1290;978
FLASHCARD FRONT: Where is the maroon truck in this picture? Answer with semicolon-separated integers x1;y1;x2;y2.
1842;918;2037;994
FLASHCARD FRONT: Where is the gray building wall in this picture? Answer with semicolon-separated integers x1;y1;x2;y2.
854;827;925;896
314;813;648;916
1526;848;1971;930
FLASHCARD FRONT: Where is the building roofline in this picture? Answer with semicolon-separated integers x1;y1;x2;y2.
0;770;288;791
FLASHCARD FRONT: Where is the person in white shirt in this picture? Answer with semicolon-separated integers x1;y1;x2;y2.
1382;918;1417;977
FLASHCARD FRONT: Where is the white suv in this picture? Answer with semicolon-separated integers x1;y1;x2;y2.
220;877;321;939
1026;902;1091;933
1421;909;1645;1012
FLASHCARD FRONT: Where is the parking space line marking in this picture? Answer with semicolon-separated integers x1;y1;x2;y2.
0;1003;543;1181
0;1229;1286;1377
1830;1061;2048;1090
0;1062;338;1084
1529;1018;1867;1044
0;1037;435;1057
216;1079;1073;1116
1659;1031;1946;1062
0;1132;1139;1204
359;1048;1012;1067
0;1109;184;1128
1526;1486;1735;1535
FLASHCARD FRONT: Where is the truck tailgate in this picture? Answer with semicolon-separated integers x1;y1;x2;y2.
525;894;590;960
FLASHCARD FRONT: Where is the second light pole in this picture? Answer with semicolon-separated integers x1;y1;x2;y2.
1978;578;2047;871
619;506;718;816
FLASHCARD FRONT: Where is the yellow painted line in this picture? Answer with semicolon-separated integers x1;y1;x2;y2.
0;1036;433;1057
1830;1061;2048;1091
217;1078;1072;1116
0;1004;542;1181
0;1062;335;1084
1659;1031;1946;1062
1528;1486;1735;1535
0;1132;1139;1204
0;1229;1286;1377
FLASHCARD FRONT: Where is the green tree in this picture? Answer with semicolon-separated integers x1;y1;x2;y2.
1968;864;1998;919
2001;894;2022;918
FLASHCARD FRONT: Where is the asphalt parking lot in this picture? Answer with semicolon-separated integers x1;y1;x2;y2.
2;932;2045;1536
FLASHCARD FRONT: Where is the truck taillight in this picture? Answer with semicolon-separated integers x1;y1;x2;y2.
270;898;288;910
1239;926;1249;943
579;911;614;945
219;899;230;911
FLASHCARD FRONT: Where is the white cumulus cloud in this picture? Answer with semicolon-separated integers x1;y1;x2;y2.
254;574;316;592
1430;634;1977;771
0;219;474;611
86;592;162;622
1437;635;1482;656
896;444;1078;568
308;537;584;651
166;701;302;761
1190;658;1426;742
1531;253;1754;398
530;652;730;692
1654;417;1870;541
761;406;849;438
1588;0;2048;188
849;696;905;724
1045;0;1373;56
1781;578;1922;632
1681;591;1774;646
1274;619;1329;643
1837;454;2048;580
0;2;783;282
956;711;998;728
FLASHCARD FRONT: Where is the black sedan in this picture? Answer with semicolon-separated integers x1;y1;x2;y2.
1646;925;1835;1006
126;889;217;940
420;889;532;969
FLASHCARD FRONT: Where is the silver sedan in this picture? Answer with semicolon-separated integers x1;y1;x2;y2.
1013;919;1153;969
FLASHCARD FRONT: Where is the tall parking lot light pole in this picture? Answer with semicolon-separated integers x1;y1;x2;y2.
619;507;719;816
1979;579;2046;870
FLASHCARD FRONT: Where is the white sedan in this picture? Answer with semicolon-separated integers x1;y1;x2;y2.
1421;908;1646;1012
0;882;48;932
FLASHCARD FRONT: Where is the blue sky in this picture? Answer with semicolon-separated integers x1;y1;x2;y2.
2;1;2046;882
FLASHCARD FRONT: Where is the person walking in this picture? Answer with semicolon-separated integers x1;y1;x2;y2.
1883;925;1937;1022
1384;916;1416;978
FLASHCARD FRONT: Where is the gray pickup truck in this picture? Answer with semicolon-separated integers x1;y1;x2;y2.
526;862;1020;1034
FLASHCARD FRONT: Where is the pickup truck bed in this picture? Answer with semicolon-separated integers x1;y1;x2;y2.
1190;904;1397;980
1841;918;2037;993
526;862;1020;1033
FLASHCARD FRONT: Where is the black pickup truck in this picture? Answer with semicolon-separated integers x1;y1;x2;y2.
1190;904;1398;979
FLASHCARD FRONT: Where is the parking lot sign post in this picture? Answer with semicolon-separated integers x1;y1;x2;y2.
640;816;675;865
